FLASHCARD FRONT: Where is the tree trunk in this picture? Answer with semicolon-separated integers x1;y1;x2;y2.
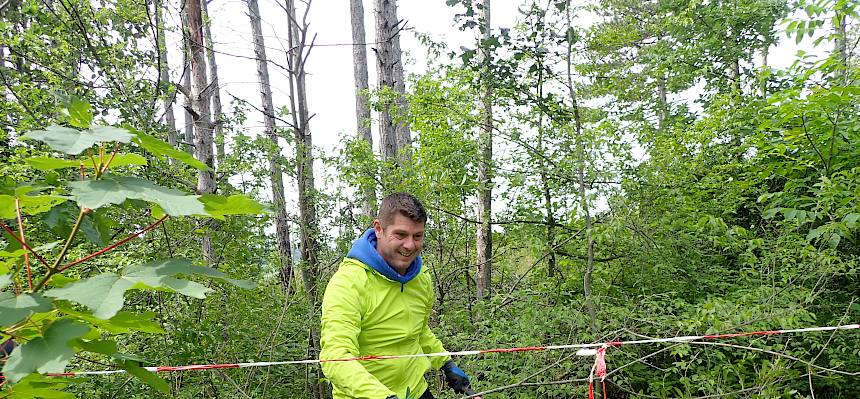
201;0;225;169
350;0;376;217
183;0;216;264
154;0;178;150
475;0;493;301
284;1;327;397
248;0;294;293
374;0;410;164
566;0;597;336
180;0;194;150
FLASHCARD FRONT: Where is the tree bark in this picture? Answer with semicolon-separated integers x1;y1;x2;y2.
475;0;493;301
248;0;294;293
284;1;327;397
566;0;597;335
183;0;216;264
350;0;377;217
180;0;194;150
154;0;178;150
201;0;225;169
374;0;411;164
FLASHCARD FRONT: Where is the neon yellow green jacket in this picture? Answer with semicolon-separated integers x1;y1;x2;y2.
320;257;450;399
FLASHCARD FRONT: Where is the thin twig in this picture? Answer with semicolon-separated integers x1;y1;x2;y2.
58;215;170;273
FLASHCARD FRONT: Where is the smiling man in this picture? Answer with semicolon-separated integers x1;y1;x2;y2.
320;193;473;399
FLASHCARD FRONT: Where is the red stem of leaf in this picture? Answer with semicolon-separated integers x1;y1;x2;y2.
0;221;52;269
15;198;33;291
58;215;169;273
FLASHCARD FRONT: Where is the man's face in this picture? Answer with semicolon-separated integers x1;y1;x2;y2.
373;213;425;274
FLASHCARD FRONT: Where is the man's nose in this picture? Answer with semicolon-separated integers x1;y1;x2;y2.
403;237;416;251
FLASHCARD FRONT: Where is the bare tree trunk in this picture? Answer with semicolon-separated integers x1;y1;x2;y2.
284;1;327;397
154;0;178;150
180;0;194;151
374;0;410;164
565;1;597;335
475;0;492;301
350;0;376;217
183;0;216;264
248;0;294;293
201;0;225;168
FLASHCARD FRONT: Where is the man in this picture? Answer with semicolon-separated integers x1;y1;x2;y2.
321;193;472;399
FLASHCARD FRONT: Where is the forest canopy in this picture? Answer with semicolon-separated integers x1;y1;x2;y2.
0;0;859;398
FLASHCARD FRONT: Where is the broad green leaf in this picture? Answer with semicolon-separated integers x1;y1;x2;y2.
105;153;147;168
63;96;93;129
74;339;118;356
1;319;91;383
133;133;210;170
69;176;204;216
0;189;67;219
45;259;212;319
121;360;170;393
0;292;54;327
54;302;165;334
4;373;75;399
1;274;10;290
25;154;146;172
200;194;267;220
23;125;133;155
844;213;860;227
25;157;80;171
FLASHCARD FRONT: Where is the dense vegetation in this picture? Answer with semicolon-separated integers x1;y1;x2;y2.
1;0;858;398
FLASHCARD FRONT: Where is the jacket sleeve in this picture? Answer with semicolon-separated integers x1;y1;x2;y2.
418;274;451;370
320;268;395;399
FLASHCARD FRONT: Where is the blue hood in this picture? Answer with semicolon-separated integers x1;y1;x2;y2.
346;228;422;285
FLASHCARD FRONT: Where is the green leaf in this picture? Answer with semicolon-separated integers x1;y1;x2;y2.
106;153;147;168
0;292;54;327
200;194;267;220
1;319;91;383
0;188;68;219
23;125;133;155
54;302;165;334
120;361;170;393
74;339;118;356
69;176;204;216
1;274;10;290
45;259;212;319
25;154;146;172
62;97;93;129
843;213;860;227
4;373;76;399
133;133;210;170
25;157;80;171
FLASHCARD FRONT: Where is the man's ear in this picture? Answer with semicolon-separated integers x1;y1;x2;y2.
372;219;383;237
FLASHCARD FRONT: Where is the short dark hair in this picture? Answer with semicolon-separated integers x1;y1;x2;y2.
377;193;427;226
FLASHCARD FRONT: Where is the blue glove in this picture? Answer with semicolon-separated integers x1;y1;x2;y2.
441;360;471;394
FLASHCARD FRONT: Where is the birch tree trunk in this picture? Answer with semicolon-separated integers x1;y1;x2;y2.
183;0;216;264
475;0;493;301
284;1;327;397
154;0;178;149
248;0;294;293
201;0;225;168
374;0;411;164
350;0;376;217
566;0;597;335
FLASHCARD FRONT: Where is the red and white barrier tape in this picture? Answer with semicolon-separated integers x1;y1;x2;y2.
3;323;857;384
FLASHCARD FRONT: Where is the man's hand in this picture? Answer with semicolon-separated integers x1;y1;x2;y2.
441;360;471;393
